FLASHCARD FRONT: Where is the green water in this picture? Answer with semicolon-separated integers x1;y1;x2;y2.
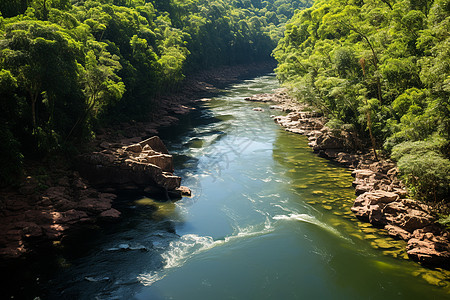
47;74;450;299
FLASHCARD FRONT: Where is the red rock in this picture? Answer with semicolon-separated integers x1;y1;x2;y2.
383;201;408;215
400;209;434;232
385;225;411;240
99;209;121;220
352;191;400;223
407;233;450;267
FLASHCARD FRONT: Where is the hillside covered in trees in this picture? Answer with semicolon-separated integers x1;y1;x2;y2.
274;0;449;205
0;0;311;184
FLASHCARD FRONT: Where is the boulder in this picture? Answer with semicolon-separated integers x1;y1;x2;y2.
313;134;344;151
124;143;142;153
352;191;399;222
78;137;181;195
407;227;450;267
400;209;434;232
385;225;411;240
99;208;121;221
140;136;169;154
146;154;174;172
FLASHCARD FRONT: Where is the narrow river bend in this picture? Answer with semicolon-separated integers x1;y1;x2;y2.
48;74;450;299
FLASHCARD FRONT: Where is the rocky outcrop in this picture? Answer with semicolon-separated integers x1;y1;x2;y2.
78;136;189;198
250;88;450;268
349;161;449;267
0;173;120;258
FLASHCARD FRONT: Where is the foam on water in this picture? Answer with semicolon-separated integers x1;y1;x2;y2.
273;213;345;239
137;221;275;286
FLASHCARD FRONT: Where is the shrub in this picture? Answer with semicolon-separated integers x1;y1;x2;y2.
392;138;450;202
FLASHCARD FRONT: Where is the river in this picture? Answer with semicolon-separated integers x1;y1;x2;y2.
45;74;449;299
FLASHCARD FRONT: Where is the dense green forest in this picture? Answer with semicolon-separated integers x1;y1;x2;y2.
1;0;448;208
0;0;311;184
274;0;449;204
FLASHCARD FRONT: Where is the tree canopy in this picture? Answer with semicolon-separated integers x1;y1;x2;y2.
0;0;311;184
274;0;449;203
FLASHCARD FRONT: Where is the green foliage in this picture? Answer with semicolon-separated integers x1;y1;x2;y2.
439;215;450;229
392;137;450;202
274;0;450;203
0;0;313;182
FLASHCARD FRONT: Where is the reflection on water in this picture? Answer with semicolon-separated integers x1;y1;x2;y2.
45;74;450;299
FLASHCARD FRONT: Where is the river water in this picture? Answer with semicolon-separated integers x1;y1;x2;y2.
46;74;450;299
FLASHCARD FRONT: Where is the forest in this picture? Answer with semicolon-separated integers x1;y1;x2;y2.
0;0;311;184
0;0;448;208
274;0;449;206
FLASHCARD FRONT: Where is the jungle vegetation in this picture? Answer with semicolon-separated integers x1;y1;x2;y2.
1;0;448;208
274;0;449;204
0;0;311;184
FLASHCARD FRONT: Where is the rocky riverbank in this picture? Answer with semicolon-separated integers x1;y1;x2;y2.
246;89;450;268
0;62;275;259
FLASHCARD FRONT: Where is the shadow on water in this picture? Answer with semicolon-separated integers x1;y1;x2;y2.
43;194;181;299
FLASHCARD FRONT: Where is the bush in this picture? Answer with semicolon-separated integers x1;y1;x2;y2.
392;138;450;202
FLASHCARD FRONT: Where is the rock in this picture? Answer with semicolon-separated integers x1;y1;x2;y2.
313;133;344;151
139;136;169;154
407;228;450;267
252;107;264;112
158;173;181;190
78;137;182;195
269;105;283;110
385;225;411;240
168;185;192;198
57;176;70;187
99;209;121;220
400;209;434;232
54;209;89;224
78;197;111;214
355;184;372;196
146;154;174;172
124;143;142;153
99;141;111;149
383;201;408;216
351;191;400;223
178;186;192;197
352;169;375;179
